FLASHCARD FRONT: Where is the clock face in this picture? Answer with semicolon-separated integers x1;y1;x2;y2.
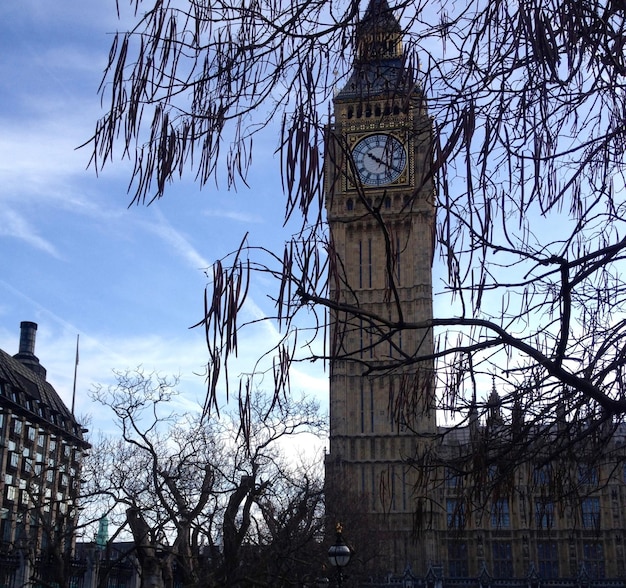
352;134;407;186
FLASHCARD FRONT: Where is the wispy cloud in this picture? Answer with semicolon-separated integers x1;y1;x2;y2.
0;209;61;257
143;209;213;271
203;209;264;224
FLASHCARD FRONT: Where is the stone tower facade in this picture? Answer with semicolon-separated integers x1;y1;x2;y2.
324;0;437;571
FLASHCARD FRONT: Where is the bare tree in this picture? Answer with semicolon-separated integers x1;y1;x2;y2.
84;369;326;587
87;0;626;504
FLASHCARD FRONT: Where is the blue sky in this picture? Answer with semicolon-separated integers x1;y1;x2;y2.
0;1;328;434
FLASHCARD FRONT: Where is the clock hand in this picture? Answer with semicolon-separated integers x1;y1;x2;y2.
366;152;404;174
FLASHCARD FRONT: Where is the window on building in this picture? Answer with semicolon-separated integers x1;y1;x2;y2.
0;519;11;543
358;240;363;288
491;499;510;528
369;381;375;433
402;468;407;511
22;458;33;474
533;465;552;486
583;542;605;579
12;419;22;435
395;235;401;284
578;464;599;485
9;452;18;468
448;542;469;577
447;498;465;529
537;542;559;579
367;238;372;288
535;499;555;529
446;468;462;489
492;541;513;578
581;497;601;530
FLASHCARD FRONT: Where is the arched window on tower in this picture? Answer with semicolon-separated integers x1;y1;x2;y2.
358;239;363;288
396;235;401;285
368;237;373;287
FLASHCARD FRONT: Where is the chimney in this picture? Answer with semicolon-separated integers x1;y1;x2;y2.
13;321;47;379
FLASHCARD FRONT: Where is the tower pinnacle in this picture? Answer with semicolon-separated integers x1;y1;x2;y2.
356;0;403;62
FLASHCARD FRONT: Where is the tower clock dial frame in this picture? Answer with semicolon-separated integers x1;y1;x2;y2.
346;132;412;189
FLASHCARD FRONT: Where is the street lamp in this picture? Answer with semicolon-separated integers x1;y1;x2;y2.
327;523;351;587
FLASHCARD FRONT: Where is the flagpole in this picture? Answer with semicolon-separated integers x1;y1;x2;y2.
71;334;79;415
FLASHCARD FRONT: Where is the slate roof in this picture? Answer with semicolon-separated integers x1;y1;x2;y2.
0;347;88;447
335;58;417;102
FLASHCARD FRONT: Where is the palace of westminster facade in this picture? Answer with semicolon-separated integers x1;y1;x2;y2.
324;0;626;584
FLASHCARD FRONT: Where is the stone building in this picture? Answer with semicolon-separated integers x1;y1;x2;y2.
0;321;89;582
324;0;626;584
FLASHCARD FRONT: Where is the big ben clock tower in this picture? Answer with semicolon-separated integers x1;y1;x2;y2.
324;0;436;574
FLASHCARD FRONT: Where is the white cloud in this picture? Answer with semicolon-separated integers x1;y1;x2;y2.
143;209;212;270
203;209;264;224
0;209;61;258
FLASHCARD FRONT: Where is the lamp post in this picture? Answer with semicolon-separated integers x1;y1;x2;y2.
327;523;351;588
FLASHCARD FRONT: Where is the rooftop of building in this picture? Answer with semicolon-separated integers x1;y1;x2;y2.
0;321;88;447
